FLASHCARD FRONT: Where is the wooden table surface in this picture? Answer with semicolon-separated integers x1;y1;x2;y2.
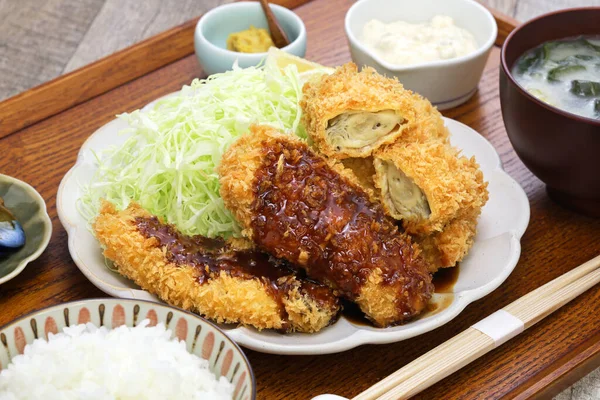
1;0;600;399
2;0;599;103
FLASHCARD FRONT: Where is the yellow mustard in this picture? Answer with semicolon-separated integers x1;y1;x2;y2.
226;26;274;53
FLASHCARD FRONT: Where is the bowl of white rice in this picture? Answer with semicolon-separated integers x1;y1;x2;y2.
0;298;255;400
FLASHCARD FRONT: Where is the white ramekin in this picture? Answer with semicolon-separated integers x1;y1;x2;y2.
345;0;497;110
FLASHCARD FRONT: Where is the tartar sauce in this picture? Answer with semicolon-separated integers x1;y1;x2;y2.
361;16;478;66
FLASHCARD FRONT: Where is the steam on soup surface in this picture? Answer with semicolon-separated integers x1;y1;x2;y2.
512;36;600;120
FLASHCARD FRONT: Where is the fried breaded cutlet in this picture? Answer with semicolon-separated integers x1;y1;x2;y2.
373;140;488;235
340;156;377;196
93;201;340;333
415;217;478;272
218;125;433;327
299;63;487;272
406;94;450;144
300;63;449;160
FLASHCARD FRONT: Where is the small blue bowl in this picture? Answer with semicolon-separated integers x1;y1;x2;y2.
194;2;307;76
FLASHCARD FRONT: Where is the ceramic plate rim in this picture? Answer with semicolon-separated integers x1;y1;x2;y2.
57;101;530;355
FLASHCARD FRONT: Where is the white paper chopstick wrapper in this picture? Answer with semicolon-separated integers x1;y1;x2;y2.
471;309;524;347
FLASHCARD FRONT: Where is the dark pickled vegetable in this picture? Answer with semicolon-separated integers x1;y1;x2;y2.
595;99;600;116
570;80;600;97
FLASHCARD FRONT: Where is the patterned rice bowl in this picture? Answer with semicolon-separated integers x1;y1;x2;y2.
0;298;256;400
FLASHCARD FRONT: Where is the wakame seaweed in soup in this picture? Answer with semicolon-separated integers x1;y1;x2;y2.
512;36;600;120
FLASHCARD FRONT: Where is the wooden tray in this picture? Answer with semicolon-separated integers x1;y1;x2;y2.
1;1;599;398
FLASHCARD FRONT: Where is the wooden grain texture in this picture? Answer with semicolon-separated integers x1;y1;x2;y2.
479;0;519;16
0;18;199;139
63;0;233;73
0;0;232;102
356;256;600;399
0;0;309;140
258;0;291;48
0;0;104;99
0;0;318;105
1;1;600;399
0;0;237;138
0;0;520;140
478;2;520;47
512;0;600;21
355;328;495;399
513;332;600;399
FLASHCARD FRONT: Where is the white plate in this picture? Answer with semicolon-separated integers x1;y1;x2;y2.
57;107;530;355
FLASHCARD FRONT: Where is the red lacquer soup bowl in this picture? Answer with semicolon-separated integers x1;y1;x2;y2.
500;8;600;216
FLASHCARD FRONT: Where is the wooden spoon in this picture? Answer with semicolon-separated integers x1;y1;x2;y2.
258;0;290;48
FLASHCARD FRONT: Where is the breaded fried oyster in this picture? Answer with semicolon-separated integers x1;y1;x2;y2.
301;63;487;273
300;63;413;158
218;125;433;327
340;156;377;196
415;217;478;272
94;201;340;333
300;63;448;159
373;140;488;235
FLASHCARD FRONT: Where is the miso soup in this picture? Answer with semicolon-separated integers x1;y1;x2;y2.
512;36;600;120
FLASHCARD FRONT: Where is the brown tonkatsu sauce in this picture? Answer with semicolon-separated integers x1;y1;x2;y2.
136;216;291;282
135;216;338;329
250;138;433;320
432;265;459;293
342;301;371;326
345;266;460;324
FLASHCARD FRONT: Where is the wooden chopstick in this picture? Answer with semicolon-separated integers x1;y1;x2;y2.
353;254;600;400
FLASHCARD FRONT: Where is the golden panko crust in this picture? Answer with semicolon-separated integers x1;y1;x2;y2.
416;216;478;272
218;125;433;326
300;63;418;158
217;128;267;236
402;96;450;144
357;268;430;327
301;63;450;160
374;140;488;235
341;157;377;199
218;125;374;238
93;201;339;333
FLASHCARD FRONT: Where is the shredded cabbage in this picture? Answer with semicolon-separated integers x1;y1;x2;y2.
79;63;306;238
